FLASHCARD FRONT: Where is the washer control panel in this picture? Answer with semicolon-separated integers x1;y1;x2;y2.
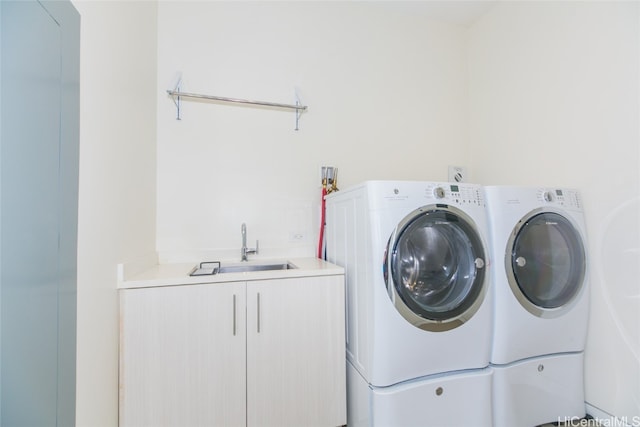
425;183;484;206
537;188;582;209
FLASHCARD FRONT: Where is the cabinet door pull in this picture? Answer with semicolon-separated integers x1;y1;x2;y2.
233;294;237;336
257;292;261;333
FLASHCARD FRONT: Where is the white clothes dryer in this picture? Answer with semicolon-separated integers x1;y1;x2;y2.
485;186;589;363
485;186;590;426
326;181;493;427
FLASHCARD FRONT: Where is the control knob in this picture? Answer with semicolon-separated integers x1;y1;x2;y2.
434;187;446;199
542;190;554;202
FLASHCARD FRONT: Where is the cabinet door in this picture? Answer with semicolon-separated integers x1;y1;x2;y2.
246;276;346;427
120;283;246;427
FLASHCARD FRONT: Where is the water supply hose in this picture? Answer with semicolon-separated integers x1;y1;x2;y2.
318;171;328;259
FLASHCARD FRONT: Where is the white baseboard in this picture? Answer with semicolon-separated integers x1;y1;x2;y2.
585;403;637;427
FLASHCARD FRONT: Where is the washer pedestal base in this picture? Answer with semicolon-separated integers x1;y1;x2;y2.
347;362;493;427
492;352;586;427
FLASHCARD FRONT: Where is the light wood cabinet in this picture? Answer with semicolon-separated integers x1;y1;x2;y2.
119;281;247;426
246;277;346;426
119;275;346;427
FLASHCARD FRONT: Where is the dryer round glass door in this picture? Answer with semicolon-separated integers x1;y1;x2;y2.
384;205;488;332
506;210;586;318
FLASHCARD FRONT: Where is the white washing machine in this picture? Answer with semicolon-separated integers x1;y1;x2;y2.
485;186;590;426
325;181;493;427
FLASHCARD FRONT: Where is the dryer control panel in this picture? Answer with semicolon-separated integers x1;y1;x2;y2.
538;188;582;210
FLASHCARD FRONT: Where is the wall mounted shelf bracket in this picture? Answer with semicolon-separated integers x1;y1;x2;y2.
167;80;308;130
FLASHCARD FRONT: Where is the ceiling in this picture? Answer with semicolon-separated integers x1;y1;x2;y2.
368;1;498;27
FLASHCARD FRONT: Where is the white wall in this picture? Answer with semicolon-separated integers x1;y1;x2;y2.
468;1;639;420
156;1;470;263
74;1;157;425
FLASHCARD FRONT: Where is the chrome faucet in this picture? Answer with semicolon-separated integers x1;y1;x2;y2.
241;223;258;261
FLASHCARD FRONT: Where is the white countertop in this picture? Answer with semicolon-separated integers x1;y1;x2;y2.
118;257;344;289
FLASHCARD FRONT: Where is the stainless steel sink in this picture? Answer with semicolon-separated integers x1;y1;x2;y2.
217;262;297;274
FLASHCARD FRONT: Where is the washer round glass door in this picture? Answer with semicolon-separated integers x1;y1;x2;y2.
506;209;586;318
384;205;487;332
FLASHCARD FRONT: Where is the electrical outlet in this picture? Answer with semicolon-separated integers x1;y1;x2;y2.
289;231;306;242
448;166;467;183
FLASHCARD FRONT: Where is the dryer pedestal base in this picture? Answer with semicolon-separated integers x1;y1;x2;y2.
492;352;586;427
347;361;493;427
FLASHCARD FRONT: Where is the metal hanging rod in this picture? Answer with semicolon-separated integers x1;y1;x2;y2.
166;86;308;130
167;89;307;111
